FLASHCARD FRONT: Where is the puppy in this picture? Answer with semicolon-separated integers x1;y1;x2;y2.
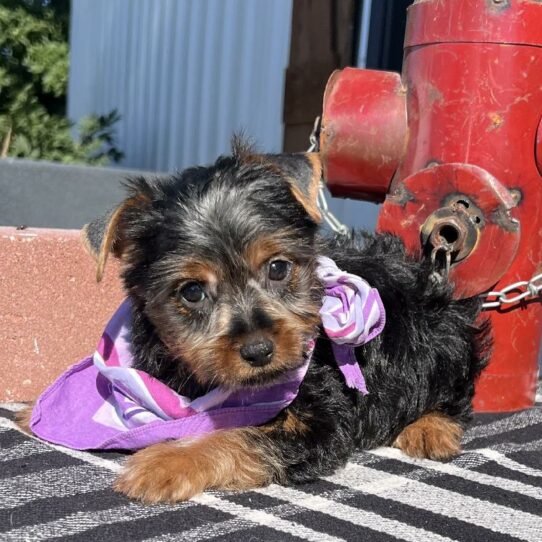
24;142;489;502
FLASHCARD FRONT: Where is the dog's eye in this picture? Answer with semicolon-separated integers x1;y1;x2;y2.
268;260;291;281
179;282;206;304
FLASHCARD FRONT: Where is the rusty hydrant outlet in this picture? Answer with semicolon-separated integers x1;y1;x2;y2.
421;196;481;265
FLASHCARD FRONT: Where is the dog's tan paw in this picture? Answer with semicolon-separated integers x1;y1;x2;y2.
115;429;275;503
393;412;463;461
115;442;206;503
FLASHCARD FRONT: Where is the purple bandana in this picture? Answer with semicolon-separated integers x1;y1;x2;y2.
317;256;386;394
30;258;385;450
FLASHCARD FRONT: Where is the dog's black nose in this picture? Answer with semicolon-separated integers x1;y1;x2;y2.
240;339;274;367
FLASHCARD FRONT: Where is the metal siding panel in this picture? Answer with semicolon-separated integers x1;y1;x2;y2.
142;2;157;168
237;0;260;140
166;1;192;172
69;0;293;173
180;2;205;168
198;1;224;164
133;0;153;169
155;0;177;171
215;1;243;155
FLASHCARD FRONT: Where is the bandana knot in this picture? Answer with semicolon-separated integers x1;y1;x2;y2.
317;256;386;394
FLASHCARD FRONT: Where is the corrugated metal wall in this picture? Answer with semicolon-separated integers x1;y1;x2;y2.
68;0;380;230
69;0;293;173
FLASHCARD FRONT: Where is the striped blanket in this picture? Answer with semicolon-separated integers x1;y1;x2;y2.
1;384;540;541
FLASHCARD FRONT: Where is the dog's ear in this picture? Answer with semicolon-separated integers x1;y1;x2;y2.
81;210;114;262
81;192;150;282
231;137;322;221
266;152;323;222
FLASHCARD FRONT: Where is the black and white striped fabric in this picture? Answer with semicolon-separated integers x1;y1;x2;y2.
1;384;541;541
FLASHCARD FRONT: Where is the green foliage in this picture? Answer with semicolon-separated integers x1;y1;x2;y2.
0;0;123;165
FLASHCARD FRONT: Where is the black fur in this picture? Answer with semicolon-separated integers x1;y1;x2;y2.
276;232;489;481
87;149;489;486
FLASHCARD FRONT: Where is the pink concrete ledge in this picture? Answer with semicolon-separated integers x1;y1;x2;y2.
0;227;124;402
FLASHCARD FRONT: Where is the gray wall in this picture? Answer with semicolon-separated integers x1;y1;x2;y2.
0;159;141;229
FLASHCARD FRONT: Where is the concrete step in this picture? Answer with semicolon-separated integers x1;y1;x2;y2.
0;227;124;402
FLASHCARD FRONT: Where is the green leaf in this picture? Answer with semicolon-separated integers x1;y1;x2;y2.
0;0;123;165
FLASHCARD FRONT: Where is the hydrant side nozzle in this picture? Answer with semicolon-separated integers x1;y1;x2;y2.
320;67;408;202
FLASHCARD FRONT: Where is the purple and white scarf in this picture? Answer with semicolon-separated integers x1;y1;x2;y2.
30;257;385;450
317;256;386;394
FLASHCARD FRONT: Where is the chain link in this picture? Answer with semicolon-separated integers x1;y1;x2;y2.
480;273;542;309
317;182;350;235
307;116;320;153
308;117;350;235
430;245;452;278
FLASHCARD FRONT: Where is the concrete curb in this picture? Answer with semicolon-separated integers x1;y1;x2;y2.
0;227;124;401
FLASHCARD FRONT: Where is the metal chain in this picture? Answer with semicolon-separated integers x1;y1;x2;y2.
308;117;350;235
480;273;542;309
307;116;320;153
317;182;350;235
430;245;452;278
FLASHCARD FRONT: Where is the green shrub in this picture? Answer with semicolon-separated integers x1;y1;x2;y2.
0;0;123;165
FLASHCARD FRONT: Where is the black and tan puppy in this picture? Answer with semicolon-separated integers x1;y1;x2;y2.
31;143;489;502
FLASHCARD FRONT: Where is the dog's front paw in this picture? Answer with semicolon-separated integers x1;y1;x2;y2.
393;412;463;461
115;429;274;503
115;442;206;503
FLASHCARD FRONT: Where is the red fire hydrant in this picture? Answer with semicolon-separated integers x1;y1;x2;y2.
319;0;542;412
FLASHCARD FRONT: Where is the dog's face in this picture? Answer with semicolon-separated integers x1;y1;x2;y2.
84;146;323;389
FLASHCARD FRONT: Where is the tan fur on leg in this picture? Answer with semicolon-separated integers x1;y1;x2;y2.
262;409;310;437
393;412;463;460
15;403;34;434
115;427;282;503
